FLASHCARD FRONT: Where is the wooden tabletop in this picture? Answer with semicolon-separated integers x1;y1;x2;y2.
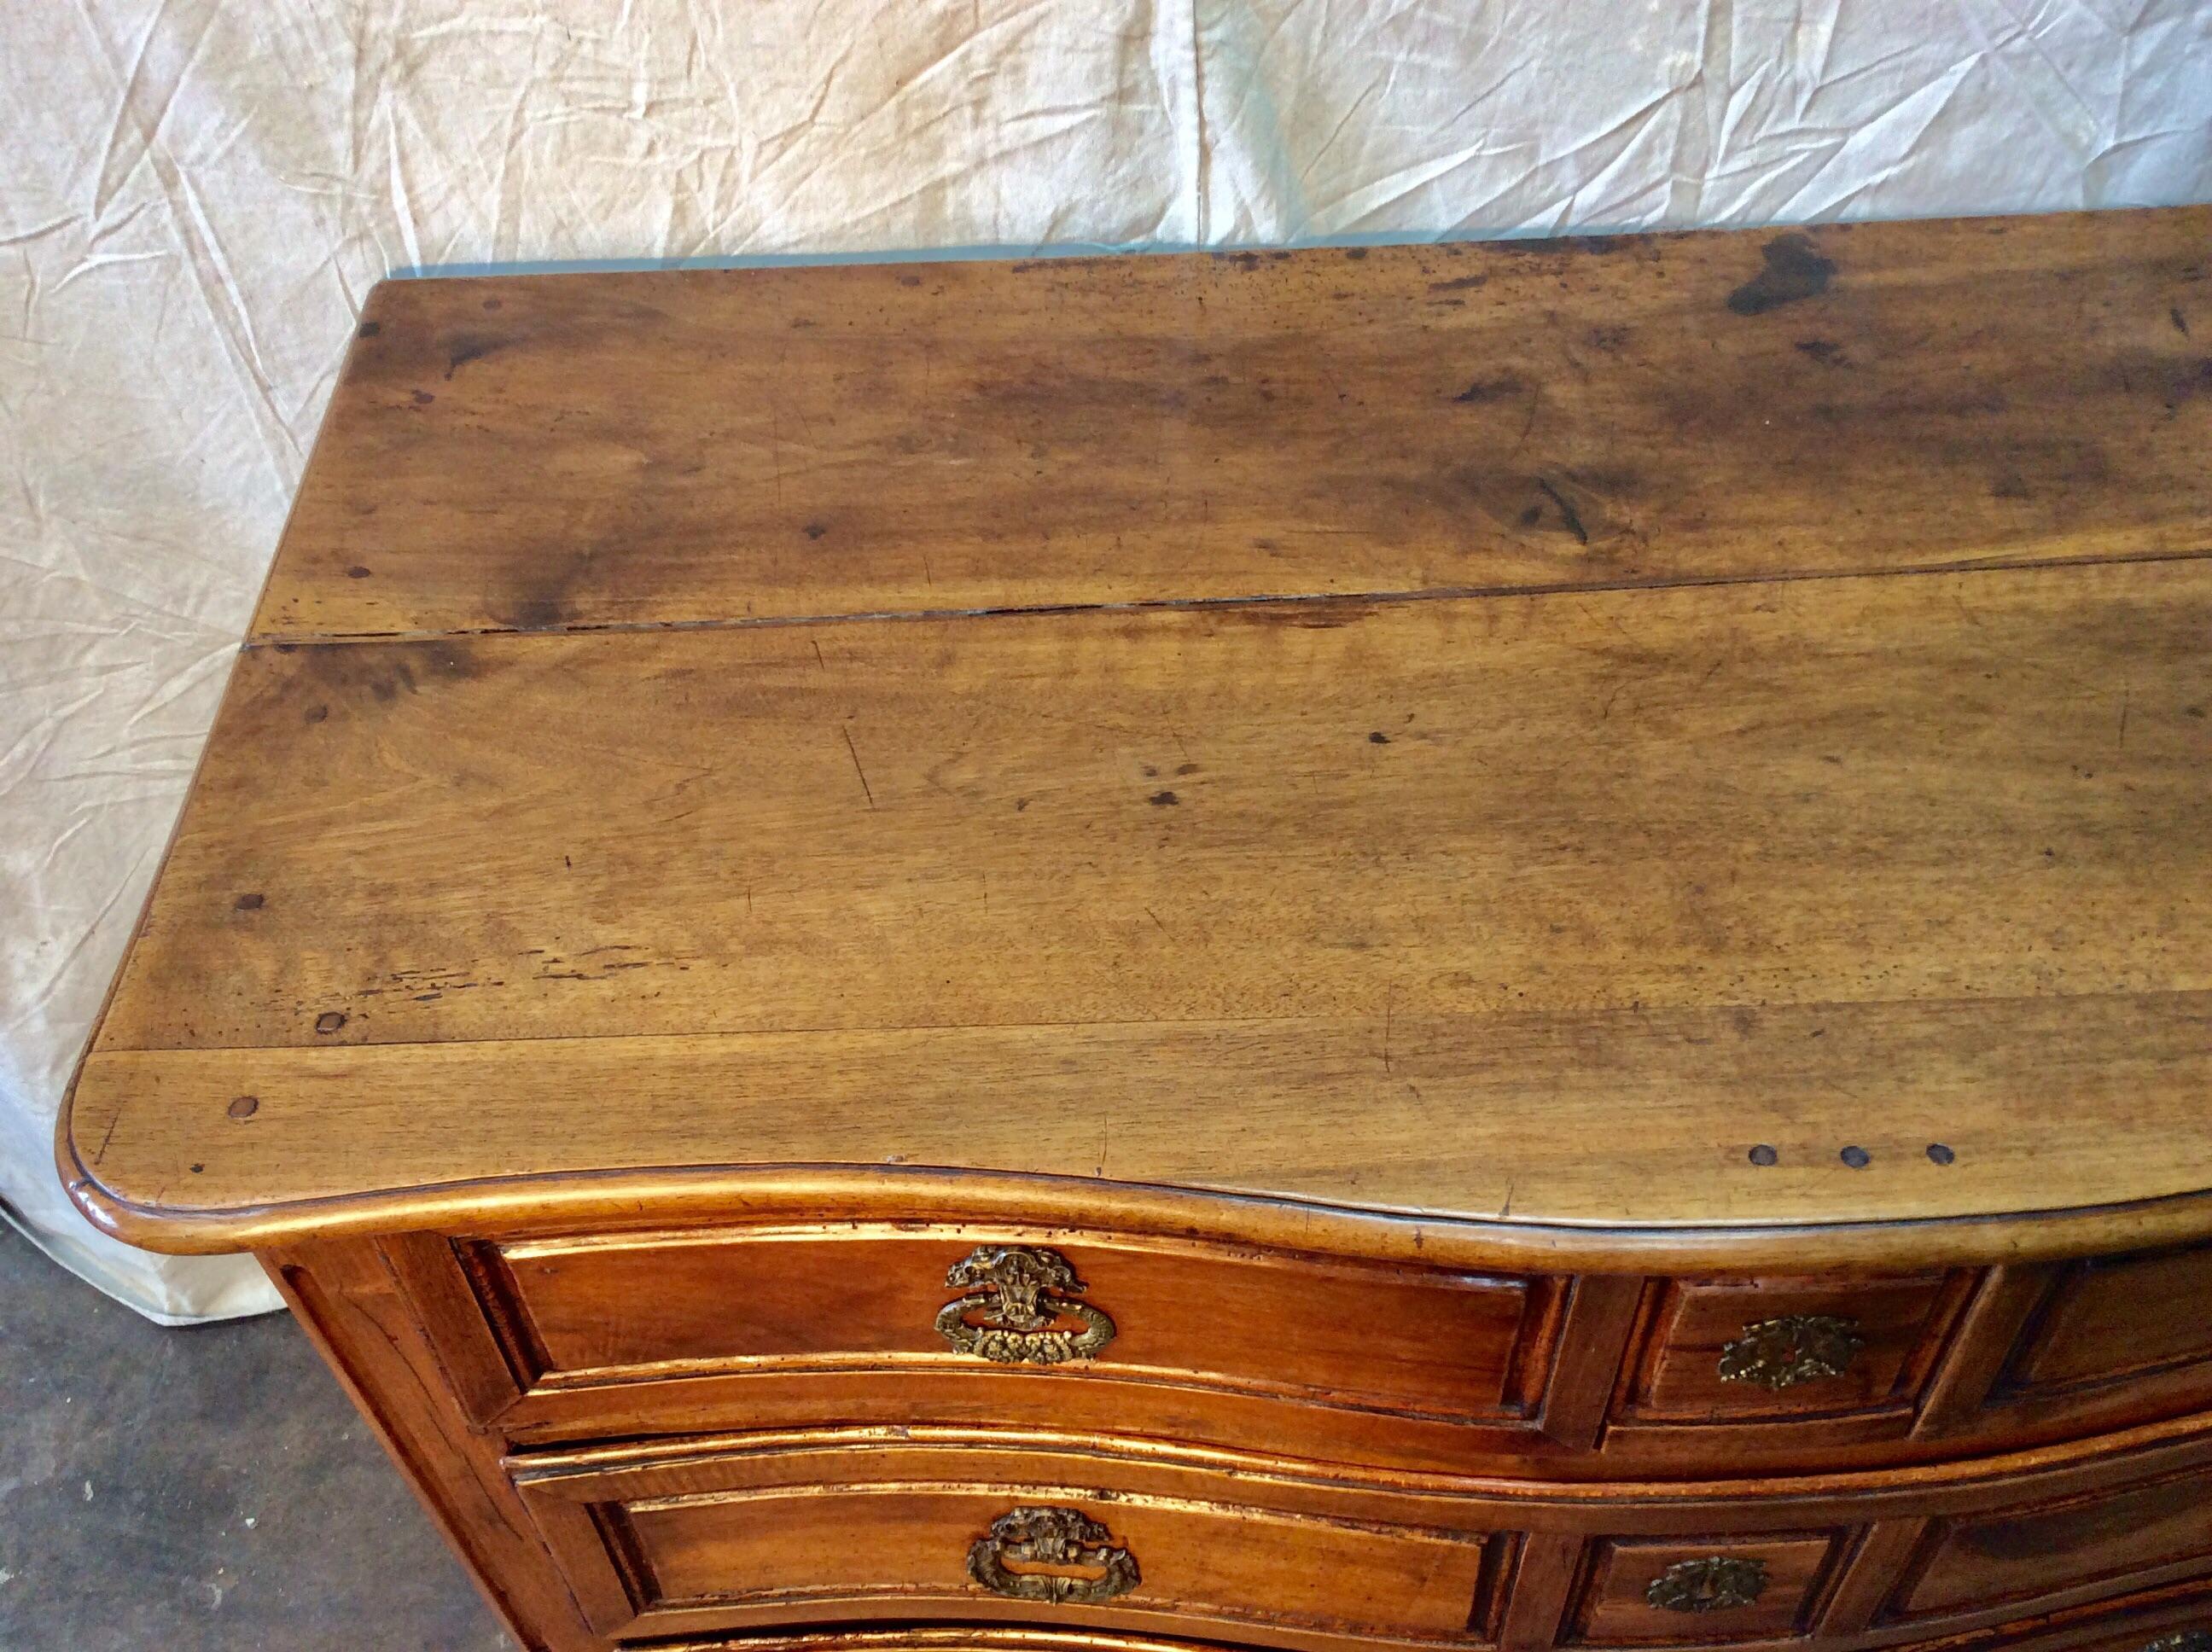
63;207;2212;1265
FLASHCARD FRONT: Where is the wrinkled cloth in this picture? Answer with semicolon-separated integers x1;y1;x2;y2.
5;0;2209;1323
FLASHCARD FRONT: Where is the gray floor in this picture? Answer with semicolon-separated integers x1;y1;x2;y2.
0;1225;511;1650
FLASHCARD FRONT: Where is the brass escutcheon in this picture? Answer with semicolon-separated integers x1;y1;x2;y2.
968;1505;1138;1604
1717;1313;1865;1390
1646;1555;1769;1613
934;1245;1116;1365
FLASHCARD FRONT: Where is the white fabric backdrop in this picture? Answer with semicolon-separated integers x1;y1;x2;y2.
6;0;2209;1323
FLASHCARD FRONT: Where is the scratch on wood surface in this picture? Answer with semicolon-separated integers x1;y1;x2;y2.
841;725;876;810
1536;477;1589;545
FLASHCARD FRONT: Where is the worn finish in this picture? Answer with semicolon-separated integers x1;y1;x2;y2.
58;209;2212;1652
259;210;2210;640
62;556;2212;1259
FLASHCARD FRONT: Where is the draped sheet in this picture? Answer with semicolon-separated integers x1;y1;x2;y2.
6;0;2208;1321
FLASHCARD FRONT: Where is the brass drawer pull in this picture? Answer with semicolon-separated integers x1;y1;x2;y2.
1718;1313;1865;1389
935;1245;1116;1364
1647;1556;1768;1612
969;1505;1138;1604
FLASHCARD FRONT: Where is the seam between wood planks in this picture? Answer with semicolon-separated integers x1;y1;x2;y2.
242;544;2212;650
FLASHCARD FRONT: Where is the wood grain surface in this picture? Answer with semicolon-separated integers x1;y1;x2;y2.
257;208;2211;640
66;556;2212;1252
60;209;2212;1260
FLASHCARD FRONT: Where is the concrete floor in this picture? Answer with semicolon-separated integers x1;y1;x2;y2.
0;1224;511;1650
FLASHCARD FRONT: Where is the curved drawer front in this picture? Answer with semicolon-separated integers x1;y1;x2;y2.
634;1608;2212;1652
504;1422;2212;1652
1602;1272;1976;1460
509;1436;1505;1648
455;1225;1563;1447
1886;1465;2212;1625
391;1223;2212;1487
1979;1242;2212;1440
1560;1532;1846;1645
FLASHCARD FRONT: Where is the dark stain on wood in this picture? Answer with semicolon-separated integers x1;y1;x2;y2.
1487;235;1623;257
445;334;506;379
1453;375;1526;404
1728;235;1837;317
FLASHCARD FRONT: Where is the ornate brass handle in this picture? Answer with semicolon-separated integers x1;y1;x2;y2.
934;1245;1115;1365
968;1505;1138;1604
1647;1556;1768;1612
1717;1313;1865;1390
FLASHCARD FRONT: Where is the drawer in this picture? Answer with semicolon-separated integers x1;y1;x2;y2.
1606;1273;1972;1449
508;1431;1505;1648
1883;1463;2212;1624
1982;1242;2212;1439
448;1225;1564;1446
1560;1532;1845;1646
1994;1607;2212;1652
638;1632;1337;1652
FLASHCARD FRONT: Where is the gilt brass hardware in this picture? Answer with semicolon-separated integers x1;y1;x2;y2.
968;1505;1139;1604
1646;1555;1769;1613
935;1244;1116;1364
2139;1634;2212;1652
1717;1313;1866;1390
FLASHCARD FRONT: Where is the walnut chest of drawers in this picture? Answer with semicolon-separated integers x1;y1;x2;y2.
61;206;2212;1652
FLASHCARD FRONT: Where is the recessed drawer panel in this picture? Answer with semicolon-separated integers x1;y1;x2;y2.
1616;1274;1969;1423
1891;1466;2212;1621
510;1434;1499;1648
1563;1532;1843;1645
463;1226;1559;1425
2006;1244;2212;1397
2006;1604;2212;1652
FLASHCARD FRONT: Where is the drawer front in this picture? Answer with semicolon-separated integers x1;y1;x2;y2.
620;1585;2212;1652
2019;1609;2212;1652
1563;1532;1844;1645
510;1436;1499;1647
1994;1243;2212;1422
2026;1613;2212;1652
1617;1275;1967;1424
463;1225;1559;1425
1889;1466;2212;1623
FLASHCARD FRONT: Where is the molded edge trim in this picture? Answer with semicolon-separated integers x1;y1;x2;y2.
56;1125;2212;1273
499;1411;2212;1509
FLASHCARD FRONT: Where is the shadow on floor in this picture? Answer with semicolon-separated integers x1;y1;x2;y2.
0;1226;511;1650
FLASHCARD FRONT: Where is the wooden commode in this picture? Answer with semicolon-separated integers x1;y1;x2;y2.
61;206;2212;1652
